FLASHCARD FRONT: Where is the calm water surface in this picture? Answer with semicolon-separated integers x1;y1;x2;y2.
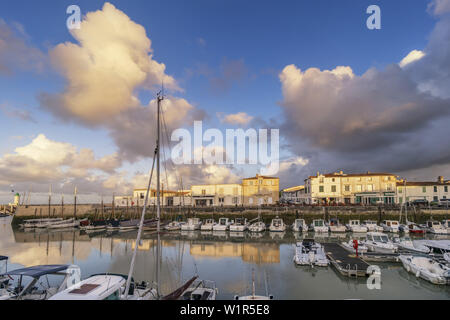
1;216;449;300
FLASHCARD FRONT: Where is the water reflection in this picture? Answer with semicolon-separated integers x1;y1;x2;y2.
1;218;449;300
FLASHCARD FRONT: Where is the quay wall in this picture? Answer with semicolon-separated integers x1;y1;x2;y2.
12;204;450;226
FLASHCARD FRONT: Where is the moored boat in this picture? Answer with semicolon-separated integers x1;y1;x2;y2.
181;218;202;231
399;255;450;285
346;220;368;233
363;232;397;253
328;218;346;233
292;219;308;232
293;239;329;267
229;218;249;232
269;217;286;232
311;219;328;233
248;221;266;233
200;219;215;231
213;218;231;231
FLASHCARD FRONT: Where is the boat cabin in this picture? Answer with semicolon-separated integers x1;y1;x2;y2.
218;218;229;225
383;220;399;227
313;220;325;227
349;220;361;226
366;232;389;243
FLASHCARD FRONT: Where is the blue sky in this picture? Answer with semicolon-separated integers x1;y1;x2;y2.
0;0;449;202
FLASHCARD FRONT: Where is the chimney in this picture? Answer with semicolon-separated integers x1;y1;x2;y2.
317;171;320;177
438;176;444;184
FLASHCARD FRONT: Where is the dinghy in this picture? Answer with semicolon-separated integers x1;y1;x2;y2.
399;255;450;285
293;239;329;267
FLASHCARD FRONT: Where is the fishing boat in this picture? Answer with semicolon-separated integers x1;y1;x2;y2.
424;220;448;235
311;219;328;233
327;218;346;233
269;217;286;232
346;220;368;233
165;221;184;231
399;255;450;285
291;219;308;232
362;220;383;232
229;218;249;232
381;220;400;233
341;239;368;254
363;232;397;253
293;239;329;267
200;219;215;231
49;274;157;300
394;237;430;254
213;218;231;231
248;221;266;233
180;279;218;300
0;265;79;300
181;218;202;231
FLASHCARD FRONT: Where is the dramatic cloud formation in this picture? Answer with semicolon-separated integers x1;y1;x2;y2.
278;5;450;186
0;134;123;194
0;19;45;75
39;2;205;163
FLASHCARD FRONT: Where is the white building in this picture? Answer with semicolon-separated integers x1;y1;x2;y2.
191;184;243;207
281;186;305;203
396;176;449;204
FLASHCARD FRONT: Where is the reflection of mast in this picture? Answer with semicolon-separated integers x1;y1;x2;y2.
72;230;75;264
156;91;163;297
48;185;52;218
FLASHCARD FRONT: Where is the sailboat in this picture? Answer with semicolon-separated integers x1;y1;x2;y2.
234;270;273;300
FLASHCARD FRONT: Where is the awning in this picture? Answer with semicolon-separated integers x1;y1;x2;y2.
3;265;70;278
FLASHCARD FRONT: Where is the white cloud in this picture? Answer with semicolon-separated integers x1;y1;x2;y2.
399;50;426;68
218;112;254;126
428;0;450;16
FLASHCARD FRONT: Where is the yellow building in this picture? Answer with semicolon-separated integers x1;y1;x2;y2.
242;174;279;206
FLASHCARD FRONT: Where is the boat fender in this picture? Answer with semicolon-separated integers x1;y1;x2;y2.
406;265;410;272
415;270;421;278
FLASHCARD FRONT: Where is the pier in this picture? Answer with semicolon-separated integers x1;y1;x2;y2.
323;243;371;277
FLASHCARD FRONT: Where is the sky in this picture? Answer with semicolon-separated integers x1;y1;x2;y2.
0;0;449;203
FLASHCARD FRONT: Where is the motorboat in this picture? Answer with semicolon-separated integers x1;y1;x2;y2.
346;220;368;233
165;221;183;231
229;218;249;232
269;217;286;232
49;274;157;300
341;239;368;254
424;220;448;235
311;219;328;233
200;219;215;231
381;220;400;233
293;239;329;267
399;255;450;285
327;218;346;233
0;264;79;300
248;221;266;233
362;220;383;232
393;237;430;254
399;221;426;234
399;224;410;234
181;218;202;231
213;218;231;231
363;232;397;253
413;240;450;255
181;279;218;300
291;219;308;232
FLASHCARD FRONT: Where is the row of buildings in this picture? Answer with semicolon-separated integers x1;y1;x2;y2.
114;171;449;207
281;172;450;205
115;174;280;207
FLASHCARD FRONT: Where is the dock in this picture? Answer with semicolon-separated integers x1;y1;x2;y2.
323;243;371;277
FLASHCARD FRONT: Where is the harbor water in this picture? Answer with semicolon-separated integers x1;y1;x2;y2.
1;216;449;300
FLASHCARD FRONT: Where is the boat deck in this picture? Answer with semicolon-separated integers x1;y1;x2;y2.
323;243;371;277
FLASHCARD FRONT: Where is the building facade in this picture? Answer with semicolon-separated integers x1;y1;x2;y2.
191;184;242;207
242;175;279;206
396;176;450;204
132;189;192;207
303;171;397;205
281;186;305;203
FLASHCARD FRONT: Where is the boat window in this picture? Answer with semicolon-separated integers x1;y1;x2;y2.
380;236;389;242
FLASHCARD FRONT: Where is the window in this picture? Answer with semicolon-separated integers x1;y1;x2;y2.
233;197;238;204
332;178;335;182
344;185;350;192
202;189;206;196
140;193;144;199
445;186;448;193
331;185;337;192
368;177;372;181
357;185;362;192
398;187;402;193
367;184;373;192
104;290;120;300
219;198;224;203
319;186;324;193
434;196;438;202
434;186;438;193
422;187;427;193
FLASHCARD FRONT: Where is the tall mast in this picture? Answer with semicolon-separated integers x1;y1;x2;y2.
156;91;163;297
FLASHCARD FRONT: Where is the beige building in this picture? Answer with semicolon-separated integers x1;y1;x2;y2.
396;176;449;204
304;171;397;205
242;174;279;206
133;189;192;207
191;183;242;207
